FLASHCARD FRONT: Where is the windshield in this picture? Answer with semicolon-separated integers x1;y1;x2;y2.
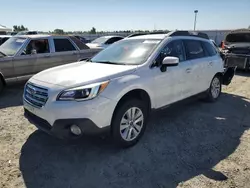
0;37;26;56
225;33;250;43
91;37;109;44
91;39;161;65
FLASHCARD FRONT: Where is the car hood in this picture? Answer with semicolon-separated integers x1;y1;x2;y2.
31;62;137;87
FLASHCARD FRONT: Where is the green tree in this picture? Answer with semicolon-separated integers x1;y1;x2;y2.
54;29;64;35
13;25;28;32
89;27;96;34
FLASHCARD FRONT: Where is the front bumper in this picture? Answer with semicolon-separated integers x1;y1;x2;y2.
24;109;110;139
23;81;117;139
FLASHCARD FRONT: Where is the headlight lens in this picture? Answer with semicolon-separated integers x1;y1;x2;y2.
57;81;109;101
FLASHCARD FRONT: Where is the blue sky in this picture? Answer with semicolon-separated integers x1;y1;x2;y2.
1;0;249;31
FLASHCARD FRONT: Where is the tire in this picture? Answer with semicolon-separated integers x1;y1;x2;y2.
0;79;4;94
111;99;148;148
205;75;222;102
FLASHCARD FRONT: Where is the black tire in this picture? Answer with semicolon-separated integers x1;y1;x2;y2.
0;79;4;94
205;75;222;102
111;99;148;148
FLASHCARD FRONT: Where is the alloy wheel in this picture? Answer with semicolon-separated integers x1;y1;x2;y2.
120;107;144;141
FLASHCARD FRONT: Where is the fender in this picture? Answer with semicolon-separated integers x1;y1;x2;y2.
101;74;157;108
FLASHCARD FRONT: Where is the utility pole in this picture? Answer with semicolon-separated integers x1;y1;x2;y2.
194;10;198;31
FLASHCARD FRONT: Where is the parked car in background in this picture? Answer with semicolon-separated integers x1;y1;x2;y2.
0;35;11;45
73;35;91;43
23;31;235;148
0;35;101;93
86;36;124;49
223;29;250;70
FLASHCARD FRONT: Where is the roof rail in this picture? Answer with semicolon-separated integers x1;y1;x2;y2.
126;31;169;38
169;30;209;39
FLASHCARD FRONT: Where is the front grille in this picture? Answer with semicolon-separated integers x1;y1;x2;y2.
24;83;48;108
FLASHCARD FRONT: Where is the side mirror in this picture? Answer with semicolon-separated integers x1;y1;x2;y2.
162;56;179;66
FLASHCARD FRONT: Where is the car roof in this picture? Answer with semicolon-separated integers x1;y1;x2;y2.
12;34;73;39
125;34;169;40
98;35;124;39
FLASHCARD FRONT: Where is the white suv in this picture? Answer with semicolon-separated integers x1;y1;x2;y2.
23;31;235;147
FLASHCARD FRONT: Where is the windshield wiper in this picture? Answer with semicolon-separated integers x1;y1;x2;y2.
95;61;126;65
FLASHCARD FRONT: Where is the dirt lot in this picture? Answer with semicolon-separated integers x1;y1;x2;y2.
0;73;250;188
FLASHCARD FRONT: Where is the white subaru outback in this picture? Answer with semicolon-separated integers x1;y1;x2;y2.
23;31;235;147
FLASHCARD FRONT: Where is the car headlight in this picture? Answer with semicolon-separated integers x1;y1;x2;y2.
57;81;109;101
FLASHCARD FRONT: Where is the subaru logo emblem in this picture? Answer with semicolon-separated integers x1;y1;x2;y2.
30;88;36;95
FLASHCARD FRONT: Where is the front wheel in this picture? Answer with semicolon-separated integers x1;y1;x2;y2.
206;75;222;102
111;99;148;148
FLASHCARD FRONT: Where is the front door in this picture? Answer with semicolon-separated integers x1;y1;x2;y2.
150;40;194;108
13;38;52;81
13;54;37;81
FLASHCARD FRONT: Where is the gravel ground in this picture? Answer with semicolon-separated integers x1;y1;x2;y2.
0;73;250;188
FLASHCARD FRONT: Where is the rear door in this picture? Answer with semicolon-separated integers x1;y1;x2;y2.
202;41;222;85
49;37;80;67
183;39;212;95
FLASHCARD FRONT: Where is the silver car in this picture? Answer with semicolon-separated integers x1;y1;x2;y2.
0;35;101;93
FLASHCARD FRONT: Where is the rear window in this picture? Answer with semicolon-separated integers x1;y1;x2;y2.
69;36;89;50
225;33;250;43
53;38;76;52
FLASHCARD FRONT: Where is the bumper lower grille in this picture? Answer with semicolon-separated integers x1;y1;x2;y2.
24;83;48;108
24;109;52;131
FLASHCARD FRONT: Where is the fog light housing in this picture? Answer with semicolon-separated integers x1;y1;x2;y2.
70;124;82;136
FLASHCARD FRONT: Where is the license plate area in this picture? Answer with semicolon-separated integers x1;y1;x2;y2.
23;100;38;115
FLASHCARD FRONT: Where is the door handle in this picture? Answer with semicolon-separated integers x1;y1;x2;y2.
186;68;192;73
44;54;50;58
209;62;213;66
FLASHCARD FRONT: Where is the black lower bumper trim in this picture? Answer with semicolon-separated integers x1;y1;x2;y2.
24;109;110;139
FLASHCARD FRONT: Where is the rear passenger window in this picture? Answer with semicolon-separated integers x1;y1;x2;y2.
184;40;205;60
53;39;76;52
202;41;217;56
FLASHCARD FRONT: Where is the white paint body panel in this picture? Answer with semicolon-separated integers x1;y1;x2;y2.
23;35;225;129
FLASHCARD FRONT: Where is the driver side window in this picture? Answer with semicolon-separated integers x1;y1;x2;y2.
22;39;50;55
155;40;185;66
